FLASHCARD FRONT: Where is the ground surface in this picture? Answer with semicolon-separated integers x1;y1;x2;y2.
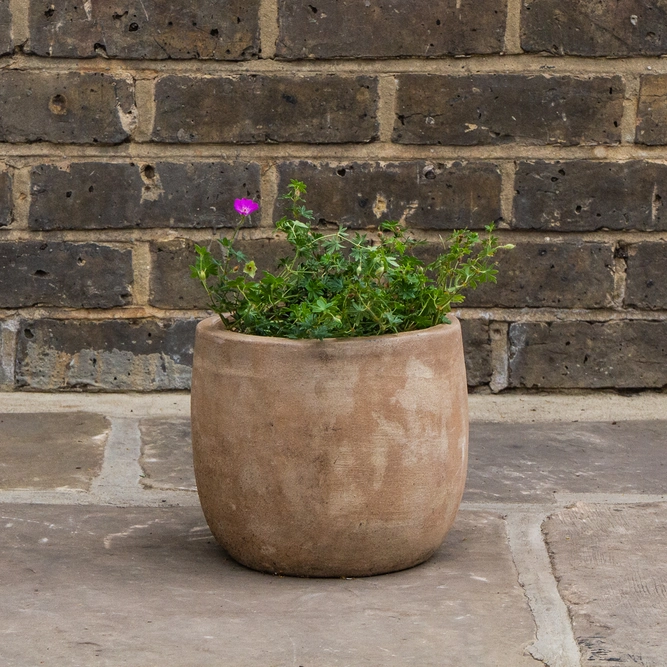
1;393;665;667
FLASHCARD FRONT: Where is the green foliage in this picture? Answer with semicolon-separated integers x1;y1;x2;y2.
191;180;514;339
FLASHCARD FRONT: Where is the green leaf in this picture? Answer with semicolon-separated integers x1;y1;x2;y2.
190;182;513;338
312;297;330;313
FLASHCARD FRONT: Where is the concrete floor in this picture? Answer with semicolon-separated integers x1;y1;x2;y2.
1;392;666;667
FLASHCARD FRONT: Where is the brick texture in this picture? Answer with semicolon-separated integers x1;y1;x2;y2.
0;0;664;394
521;0;667;56
461;320;493;387
513;161;667;231
276;161;501;230
16;319;198;391
509;321;667;389
11;313;495;390
29;162;260;230
462;242;615;309
152;75;378;144
0;72;134;144
393;75;624;146
276;0;507;59
625;243;667;309
149;238;292;309
0;170;11;227
0;242;133;308
0;0;10;54
636;76;667;145
28;0;260;60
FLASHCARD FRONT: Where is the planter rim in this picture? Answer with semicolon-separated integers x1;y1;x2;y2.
196;314;461;349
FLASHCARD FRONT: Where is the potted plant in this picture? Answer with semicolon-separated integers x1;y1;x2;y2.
190;181;512;577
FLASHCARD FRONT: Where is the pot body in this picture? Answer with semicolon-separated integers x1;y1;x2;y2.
191;316;468;577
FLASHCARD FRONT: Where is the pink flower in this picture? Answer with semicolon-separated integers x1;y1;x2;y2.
234;198;260;216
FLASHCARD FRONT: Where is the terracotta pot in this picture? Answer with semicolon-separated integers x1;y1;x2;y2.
191;315;468;577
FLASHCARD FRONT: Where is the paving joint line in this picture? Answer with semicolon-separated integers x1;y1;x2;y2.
0;488;200;507
505;510;581;667
461;495;667;513
555;492;667;505
90;417;145;501
0;494;663;510
3;392;667;423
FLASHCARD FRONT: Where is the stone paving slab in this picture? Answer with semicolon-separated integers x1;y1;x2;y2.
139;417;196;491
135;416;667;503
3;396;667;666
544;502;667;666
465;420;667;503
0;412;109;491
0;504;539;667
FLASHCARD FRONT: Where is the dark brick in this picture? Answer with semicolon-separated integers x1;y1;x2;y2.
276;0;507;59
0;242;133;308
636;76;667;145
463;242;614;308
461;319;492;387
514;161;667;232
0;319;16;389
0;170;11;227
0;0;11;54
28;0;260;60
417;240;614;308
393;75;623;146
16;318;198;391
509;321;667;389
276;161;501;230
152;75;378;144
625;243;667;309
0;72;134;144
29;161;260;230
149;237;292;309
521;0;667;56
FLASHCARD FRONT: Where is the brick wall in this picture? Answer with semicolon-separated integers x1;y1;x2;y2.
1;0;666;392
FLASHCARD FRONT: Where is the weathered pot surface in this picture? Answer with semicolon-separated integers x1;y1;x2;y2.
191;315;468;577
